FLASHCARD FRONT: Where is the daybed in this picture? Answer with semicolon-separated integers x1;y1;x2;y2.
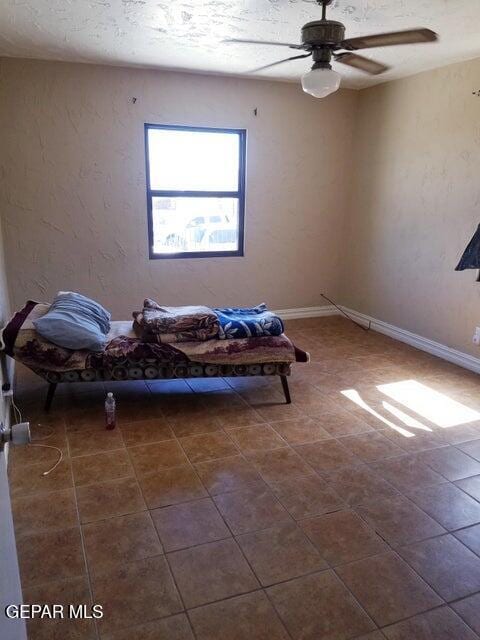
2;301;309;411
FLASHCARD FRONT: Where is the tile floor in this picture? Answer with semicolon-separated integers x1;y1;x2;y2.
8;316;480;640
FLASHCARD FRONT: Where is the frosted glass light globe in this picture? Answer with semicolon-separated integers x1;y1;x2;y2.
301;68;341;98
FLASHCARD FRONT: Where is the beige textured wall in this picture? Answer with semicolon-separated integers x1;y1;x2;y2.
342;57;480;357
0;58;358;318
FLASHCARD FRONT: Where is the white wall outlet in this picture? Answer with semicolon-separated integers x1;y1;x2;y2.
473;327;480;346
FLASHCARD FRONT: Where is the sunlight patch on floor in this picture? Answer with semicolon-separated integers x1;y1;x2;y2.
381;401;432;433
377;379;480;428
341;389;403;432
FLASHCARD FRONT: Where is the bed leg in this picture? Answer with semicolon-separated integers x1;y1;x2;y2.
280;375;291;404
45;383;57;413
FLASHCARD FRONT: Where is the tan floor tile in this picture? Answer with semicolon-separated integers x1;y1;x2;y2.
127;440;188;475
435;424;480;446
76;476;146;523
457;438;480;460
339;431;406;462
452;594;480;637
102;614;194;640
67;428;124;457
214;401;266;429
407;483;480;531
300;510;387;566
8;459;73;498
247;448;313;484
381;428;446;453
240;386;288;406
120;418;174;447
187;377;230;392
23;576;95;640
323;465;399;505
213;484;291;534
83;512;162;574
105;615;193;640
147;378;193;396
139;465;208;508
417;446;480;481
189;591;289;640
337;551;442;627
269;474;344;519
167;412;223;438
65;407;107;433
17;527;85;587
237;522;327;586
383;606;478;640
168;538;259;608
228;424;286;453
456;474;480;501
179;431;238;463
12;488;78;537
454;523;480;556
151;497;230;551
92;555;182;633
356;495;445;546
72;449;133;486
294;439;361;472
244;387;302;422
116;399;164;424
398;534;480;602
63;408;105;434
284;384;333;415
371;454;446;492
194;455;262;495
269;417;332;446
314;408;375;437
267;570;376;640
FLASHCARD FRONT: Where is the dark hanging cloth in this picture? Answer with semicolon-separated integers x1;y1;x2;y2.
455;224;480;271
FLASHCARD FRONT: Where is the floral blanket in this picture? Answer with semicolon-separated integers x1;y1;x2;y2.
133;298;220;343
214;304;285;339
2;301;308;373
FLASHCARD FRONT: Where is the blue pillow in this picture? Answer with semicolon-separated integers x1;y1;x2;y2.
33;292;111;351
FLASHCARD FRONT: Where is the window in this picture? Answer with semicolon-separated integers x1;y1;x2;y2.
144;124;246;259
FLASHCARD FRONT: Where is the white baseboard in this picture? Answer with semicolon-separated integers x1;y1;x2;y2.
275;304;480;375
274;305;337;320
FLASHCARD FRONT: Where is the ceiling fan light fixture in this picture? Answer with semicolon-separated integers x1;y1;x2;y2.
301;66;341;98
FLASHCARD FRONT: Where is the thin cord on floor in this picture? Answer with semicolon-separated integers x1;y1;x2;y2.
320;293;371;332
10;396;63;475
11;396;22;424
28;443;63;476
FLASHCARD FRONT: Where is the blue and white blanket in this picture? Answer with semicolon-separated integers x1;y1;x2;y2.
214;304;284;340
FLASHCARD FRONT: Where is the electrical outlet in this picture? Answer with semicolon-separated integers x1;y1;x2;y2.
473;327;480;345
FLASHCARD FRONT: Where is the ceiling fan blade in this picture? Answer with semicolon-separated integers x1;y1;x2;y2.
334;52;389;75
248;53;312;74
342;28;438;50
223;38;305;50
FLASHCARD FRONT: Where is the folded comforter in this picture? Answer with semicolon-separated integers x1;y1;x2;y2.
133;298;220;343
133;299;285;343
214;304;284;339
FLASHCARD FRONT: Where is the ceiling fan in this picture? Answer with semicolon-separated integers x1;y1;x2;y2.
225;0;438;98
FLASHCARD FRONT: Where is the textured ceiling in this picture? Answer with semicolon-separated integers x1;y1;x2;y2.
1;1;480;89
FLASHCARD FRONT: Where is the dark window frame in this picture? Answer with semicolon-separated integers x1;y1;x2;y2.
144;123;246;260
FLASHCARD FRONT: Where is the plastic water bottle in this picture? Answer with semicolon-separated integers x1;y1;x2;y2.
105;392;116;430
